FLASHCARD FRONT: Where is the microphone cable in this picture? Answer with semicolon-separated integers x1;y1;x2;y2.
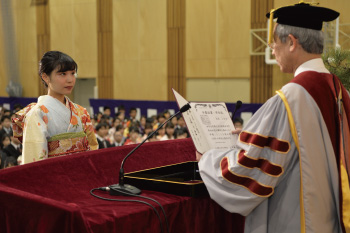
90;187;169;233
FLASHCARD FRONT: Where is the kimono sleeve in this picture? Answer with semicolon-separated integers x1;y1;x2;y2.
22;107;49;164
198;95;296;216
81;108;98;150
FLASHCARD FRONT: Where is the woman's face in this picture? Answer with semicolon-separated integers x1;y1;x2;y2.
114;118;121;127
158;127;165;136
140;117;146;127
166;127;174;136
44;67;76;99
130;132;139;141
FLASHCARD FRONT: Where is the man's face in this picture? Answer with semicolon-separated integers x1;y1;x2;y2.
97;126;108;137
114;132;123;143
104;109;111;116
130;110;137;119
2;118;11;128
234;122;243;129
178;117;186;127
270;25;294;73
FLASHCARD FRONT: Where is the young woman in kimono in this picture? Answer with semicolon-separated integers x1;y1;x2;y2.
12;51;98;164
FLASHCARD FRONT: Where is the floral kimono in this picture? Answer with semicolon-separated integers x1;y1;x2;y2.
13;95;98;164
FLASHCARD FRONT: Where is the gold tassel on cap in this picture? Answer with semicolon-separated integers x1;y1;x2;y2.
268;9;275;46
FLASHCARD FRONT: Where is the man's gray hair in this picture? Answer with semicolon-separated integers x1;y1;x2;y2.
275;24;324;54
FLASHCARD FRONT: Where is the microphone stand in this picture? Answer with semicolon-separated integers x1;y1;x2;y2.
109;103;191;196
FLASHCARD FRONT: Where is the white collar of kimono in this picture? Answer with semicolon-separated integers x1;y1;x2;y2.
38;95;70;109
294;58;330;77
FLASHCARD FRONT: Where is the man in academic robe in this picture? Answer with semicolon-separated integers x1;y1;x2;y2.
196;2;350;233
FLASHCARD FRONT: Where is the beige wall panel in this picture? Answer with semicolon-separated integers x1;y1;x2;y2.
50;5;74;54
114;60;139;97
113;0;167;100
20;62;41;97
0;1;8;96
186;0;216;77
15;8;37;63
13;2;38;97
114;60;166;100
50;0;97;79
187;78;250;103
73;1;97;78
217;0;250;78
186;0;251;102
139;0;166;60
49;0;73;6
217;78;250;103
139;60;167;99
218;58;250;78
186;60;216;77
114;0;139;60
187;79;220;101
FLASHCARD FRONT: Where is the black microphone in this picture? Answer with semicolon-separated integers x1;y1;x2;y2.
232;100;242;119
109;103;191;196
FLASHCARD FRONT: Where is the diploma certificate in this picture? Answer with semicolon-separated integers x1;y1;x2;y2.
173;89;237;154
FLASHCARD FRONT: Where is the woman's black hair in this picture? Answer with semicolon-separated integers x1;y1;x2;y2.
38;51;78;88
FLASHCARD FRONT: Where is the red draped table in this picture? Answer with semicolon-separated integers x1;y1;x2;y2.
0;138;244;233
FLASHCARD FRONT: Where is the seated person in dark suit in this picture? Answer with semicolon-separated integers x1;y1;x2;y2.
95;123;112;149
3;156;17;168
0;134;11;169
0;116;13;140
0;151;6;169
3;135;22;161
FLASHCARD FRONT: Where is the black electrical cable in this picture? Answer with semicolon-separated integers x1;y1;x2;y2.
90;188;165;233
114;188;169;233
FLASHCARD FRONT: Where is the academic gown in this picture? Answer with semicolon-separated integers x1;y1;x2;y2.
12;95;98;164
198;59;350;233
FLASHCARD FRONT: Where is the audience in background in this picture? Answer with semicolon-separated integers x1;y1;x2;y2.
147;132;159;142
156;124;166;140
141;123;153;141
0;134;11;169
161;122;175;141
139;115;147;135
0;116;12;140
233;117;244;130
162;110;170;120
95;123;112;149
113;131;124;147
0;103;24;169
175;128;188;139
2;135;22;161
3;156;17;168
124;126;141;145
0;134;11;151
103;106;111;117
